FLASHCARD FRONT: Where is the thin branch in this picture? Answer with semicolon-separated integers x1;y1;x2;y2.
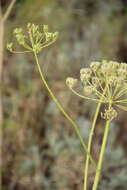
70;87;106;103
3;0;16;22
0;2;2;19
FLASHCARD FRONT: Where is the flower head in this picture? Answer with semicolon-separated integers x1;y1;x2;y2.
7;23;59;54
101;107;117;121
66;60;127;120
66;77;77;88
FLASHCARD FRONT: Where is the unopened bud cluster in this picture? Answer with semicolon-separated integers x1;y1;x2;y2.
7;23;59;54
66;77;77;88
101;107;117;121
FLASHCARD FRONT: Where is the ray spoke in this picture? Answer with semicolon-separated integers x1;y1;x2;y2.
115;104;127;111
70;87;104;103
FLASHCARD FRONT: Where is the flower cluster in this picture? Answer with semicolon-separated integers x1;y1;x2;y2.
101;107;118;121
66;77;78;88
66;60;127;120
7;23;59;54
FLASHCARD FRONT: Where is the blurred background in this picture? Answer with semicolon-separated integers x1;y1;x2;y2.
1;0;127;190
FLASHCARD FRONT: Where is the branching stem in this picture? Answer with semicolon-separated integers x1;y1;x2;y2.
92;102;112;190
33;52;97;167
83;86;107;190
3;0;16;22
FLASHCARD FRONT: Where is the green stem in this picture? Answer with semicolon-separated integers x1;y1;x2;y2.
92;104;111;190
33;52;96;167
83;87;107;190
83;102;101;190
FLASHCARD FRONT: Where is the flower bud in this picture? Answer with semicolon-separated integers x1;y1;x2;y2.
91;77;101;87
15;34;26;45
101;107;117;121
53;32;59;39
117;68;126;76
109;61;119;69
32;24;39;34
101;63;112;75
120;63;127;70
7;43;13;52
90;62;101;72
27;23;31;28
80;68;92;75
66;77;78;88
83;86;94;96
43;25;49;33
80;68;92;82
14;28;23;35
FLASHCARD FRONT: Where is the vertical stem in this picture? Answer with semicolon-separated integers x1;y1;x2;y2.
0;2;16;189
83;102;101;190
92;104;112;190
33;52;96;167
0;19;4;124
0;18;4;190
83;87;107;190
3;0;16;22
0;5;2;19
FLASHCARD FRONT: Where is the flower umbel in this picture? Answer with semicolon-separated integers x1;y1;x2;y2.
7;23;59;54
66;60;127;119
101;107;118;121
66;77;78;88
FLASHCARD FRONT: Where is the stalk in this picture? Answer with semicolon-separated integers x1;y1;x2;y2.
3;0;16;22
83;101;101;190
83;87;107;190
33;52;96;167
0;18;4;190
92;103;112;190
0;1;16;188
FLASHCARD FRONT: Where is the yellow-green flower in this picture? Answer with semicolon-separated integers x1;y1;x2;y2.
7;23;59;54
66;60;127;120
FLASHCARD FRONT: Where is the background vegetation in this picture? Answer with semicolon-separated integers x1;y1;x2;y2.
2;0;127;189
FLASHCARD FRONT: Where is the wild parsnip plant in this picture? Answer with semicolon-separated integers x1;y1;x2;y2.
7;23;95;179
7;24;127;190
66;60;127;190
